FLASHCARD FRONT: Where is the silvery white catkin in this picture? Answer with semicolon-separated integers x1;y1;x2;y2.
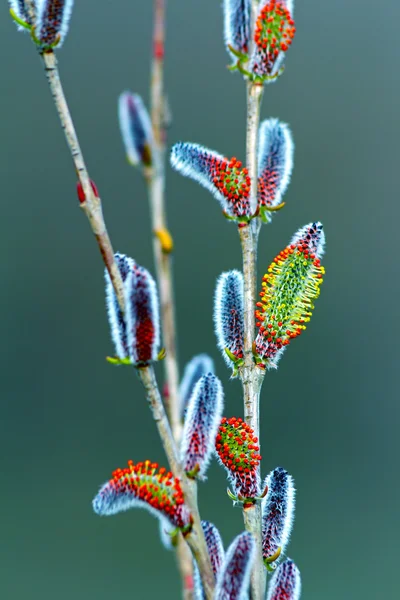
124;264;161;366
266;559;301;600
214;270;244;374
179;353;215;418
214;531;255;600
118;92;153;167
105;253;135;360
223;0;251;62
194;521;225;600
257;119;294;213
180;374;224;479
262;467;295;561
35;0;75;47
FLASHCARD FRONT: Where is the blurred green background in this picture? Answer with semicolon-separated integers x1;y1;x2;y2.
1;0;399;598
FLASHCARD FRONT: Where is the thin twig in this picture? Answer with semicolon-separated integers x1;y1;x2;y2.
147;0;181;443
137;366;215;599
40;50;126;311
147;1;192;596
238;5;266;596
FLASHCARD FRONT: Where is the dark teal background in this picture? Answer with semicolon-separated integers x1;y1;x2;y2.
1;1;399;598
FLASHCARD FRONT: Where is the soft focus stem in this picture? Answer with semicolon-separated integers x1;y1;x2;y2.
41;50;125;312
148;1;190;596
138;366;214;599
148;0;182;446
239;78;266;600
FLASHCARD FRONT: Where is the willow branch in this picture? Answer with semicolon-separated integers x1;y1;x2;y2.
146;1;192;596
41;50;126;311
138;366;214;599
238;5;266;596
147;0;181;443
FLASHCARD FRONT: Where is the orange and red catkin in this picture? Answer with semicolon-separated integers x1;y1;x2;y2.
214;531;255;600
105;253;135;360
194;521;225;600
36;0;74;48
254;222;325;369
266;559;301;600
258;118;294;214
223;0;251;61
92;460;192;532
262;467;295;563
125;264;161;366
215;417;261;500
118;92;153;167
170;143;252;219
181;374;224;479
214;271;244;374
179;354;215;419
251;0;296;81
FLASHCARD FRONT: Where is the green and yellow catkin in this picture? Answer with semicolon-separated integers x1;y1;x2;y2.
254;222;325;368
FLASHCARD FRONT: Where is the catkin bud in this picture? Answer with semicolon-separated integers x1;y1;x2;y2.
35;0;74;48
262;467;295;563
266;559;301;600
254;222;325;368
179;354;215;418
258;119;294;216
250;1;296;82
194;521;225;600
214;532;255;600
215;417;261;500
92;460;192;532
214;271;244;374
170;143;252;219
118;92;153;167
125;264;161;366
105;253;135;360
181;374;224;479
223;0;251;61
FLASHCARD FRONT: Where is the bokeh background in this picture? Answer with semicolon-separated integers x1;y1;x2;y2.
1;1;399;598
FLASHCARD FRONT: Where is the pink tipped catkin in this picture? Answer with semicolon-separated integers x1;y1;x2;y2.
214;531;255;600
35;0;74;48
125;264;161;366
181;374;224;479
266;559;301;600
